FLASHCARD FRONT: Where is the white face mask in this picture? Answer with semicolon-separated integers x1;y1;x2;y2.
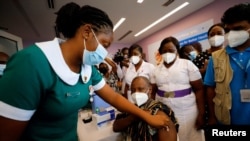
226;29;250;48
209;35;225;47
162;52;176;64
131;92;149;106
130;56;140;65
0;64;6;76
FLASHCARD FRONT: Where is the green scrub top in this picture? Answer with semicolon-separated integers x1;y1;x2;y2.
0;40;104;140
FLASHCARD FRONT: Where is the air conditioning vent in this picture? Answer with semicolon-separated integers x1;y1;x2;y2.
118;30;132;41
48;0;55;9
162;0;174;7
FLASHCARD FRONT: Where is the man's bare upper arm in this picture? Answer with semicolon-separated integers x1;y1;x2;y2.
157;110;178;141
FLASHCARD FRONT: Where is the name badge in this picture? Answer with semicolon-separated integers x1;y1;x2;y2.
240;89;250;102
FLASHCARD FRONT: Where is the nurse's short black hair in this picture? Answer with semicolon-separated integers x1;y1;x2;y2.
128;44;143;57
158;36;180;55
55;2;113;38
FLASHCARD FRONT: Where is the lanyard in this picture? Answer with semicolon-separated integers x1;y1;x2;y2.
231;56;250;88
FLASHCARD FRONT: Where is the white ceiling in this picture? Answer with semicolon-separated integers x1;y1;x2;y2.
0;0;214;46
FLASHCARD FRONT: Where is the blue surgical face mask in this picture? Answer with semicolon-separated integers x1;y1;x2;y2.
0;64;6;76
82;29;108;65
188;51;198;61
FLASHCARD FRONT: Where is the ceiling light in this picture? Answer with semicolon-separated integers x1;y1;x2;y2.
137;0;144;3
113;18;126;32
134;2;189;37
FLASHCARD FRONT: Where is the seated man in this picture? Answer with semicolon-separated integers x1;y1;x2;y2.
113;76;179;141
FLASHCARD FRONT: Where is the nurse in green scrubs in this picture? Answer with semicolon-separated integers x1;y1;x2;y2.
0;2;170;141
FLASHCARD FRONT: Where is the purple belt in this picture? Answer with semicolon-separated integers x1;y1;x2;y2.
157;88;192;98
